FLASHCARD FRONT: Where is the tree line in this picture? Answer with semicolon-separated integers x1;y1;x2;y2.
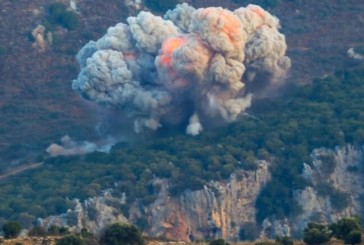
2;217;362;245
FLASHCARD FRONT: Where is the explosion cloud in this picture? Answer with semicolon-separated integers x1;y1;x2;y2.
73;3;290;135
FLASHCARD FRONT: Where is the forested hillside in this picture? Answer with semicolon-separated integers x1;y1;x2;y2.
1;0;363;170
1;62;364;228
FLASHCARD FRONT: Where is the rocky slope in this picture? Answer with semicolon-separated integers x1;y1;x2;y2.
139;162;270;241
40;145;364;241
1;0;364;242
40;161;270;241
261;145;364;238
293;145;364;234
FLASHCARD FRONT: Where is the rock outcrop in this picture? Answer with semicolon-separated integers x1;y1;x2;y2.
263;145;364;237
40;145;364;241
40;161;270;241
297;146;363;225
139;161;270;241
39;190;128;235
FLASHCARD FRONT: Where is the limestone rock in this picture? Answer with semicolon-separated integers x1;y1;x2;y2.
40;145;364;241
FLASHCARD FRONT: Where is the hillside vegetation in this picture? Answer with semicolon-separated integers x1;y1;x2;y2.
1;218;362;245
1;0;363;170
1;62;364;228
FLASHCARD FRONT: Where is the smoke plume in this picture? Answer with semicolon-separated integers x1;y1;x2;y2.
46;135;115;157
73;3;290;135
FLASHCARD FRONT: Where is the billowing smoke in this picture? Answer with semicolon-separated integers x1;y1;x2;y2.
73;3;290;135
46;135;115;157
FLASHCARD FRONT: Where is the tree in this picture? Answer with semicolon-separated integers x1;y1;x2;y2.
100;223;143;245
209;239;230;245
28;226;48;237
2;221;21;239
48;225;70;236
47;2;67;24
345;230;362;245
46;2;79;31
275;236;294;245
59;11;79;30
303;222;330;245
239;222;258;241
329;217;362;244
80;228;94;239
56;234;84;245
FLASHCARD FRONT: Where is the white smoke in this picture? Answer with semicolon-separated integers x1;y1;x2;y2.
70;0;77;12
347;48;364;60
125;0;143;12
46;135;115;157
73;3;290;136
186;113;203;136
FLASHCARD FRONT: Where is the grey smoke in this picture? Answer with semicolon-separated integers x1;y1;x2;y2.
46;135;115;157
73;3;290;135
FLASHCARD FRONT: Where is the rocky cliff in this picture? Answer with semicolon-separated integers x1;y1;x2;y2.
40;161;270;241
138;161;270;241
262;145;364;238
40;145;364;241
294;145;364;232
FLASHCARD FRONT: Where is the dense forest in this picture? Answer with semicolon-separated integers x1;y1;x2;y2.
1;61;364;229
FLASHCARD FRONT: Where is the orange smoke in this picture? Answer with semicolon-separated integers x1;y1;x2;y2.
123;52;137;61
159;37;187;67
219;11;242;43
250;6;266;21
199;8;242;46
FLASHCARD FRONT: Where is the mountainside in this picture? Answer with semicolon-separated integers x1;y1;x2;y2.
1;0;364;242
1;0;364;169
1;48;364;241
272;145;364;237
39;145;363;241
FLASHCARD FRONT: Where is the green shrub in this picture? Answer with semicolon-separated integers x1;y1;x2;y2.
28;226;48;237
59;11;79;30
56;234;84;245
48;2;67;24
46;2;79;30
80;228;94;239
345;230;362;245
303;222;330;245
2;221;21;239
100;223;143;245
239;222;258;241
48;225;70;236
329;217;362;244
209;239;230;245
48;3;67;16
275;236;294;245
